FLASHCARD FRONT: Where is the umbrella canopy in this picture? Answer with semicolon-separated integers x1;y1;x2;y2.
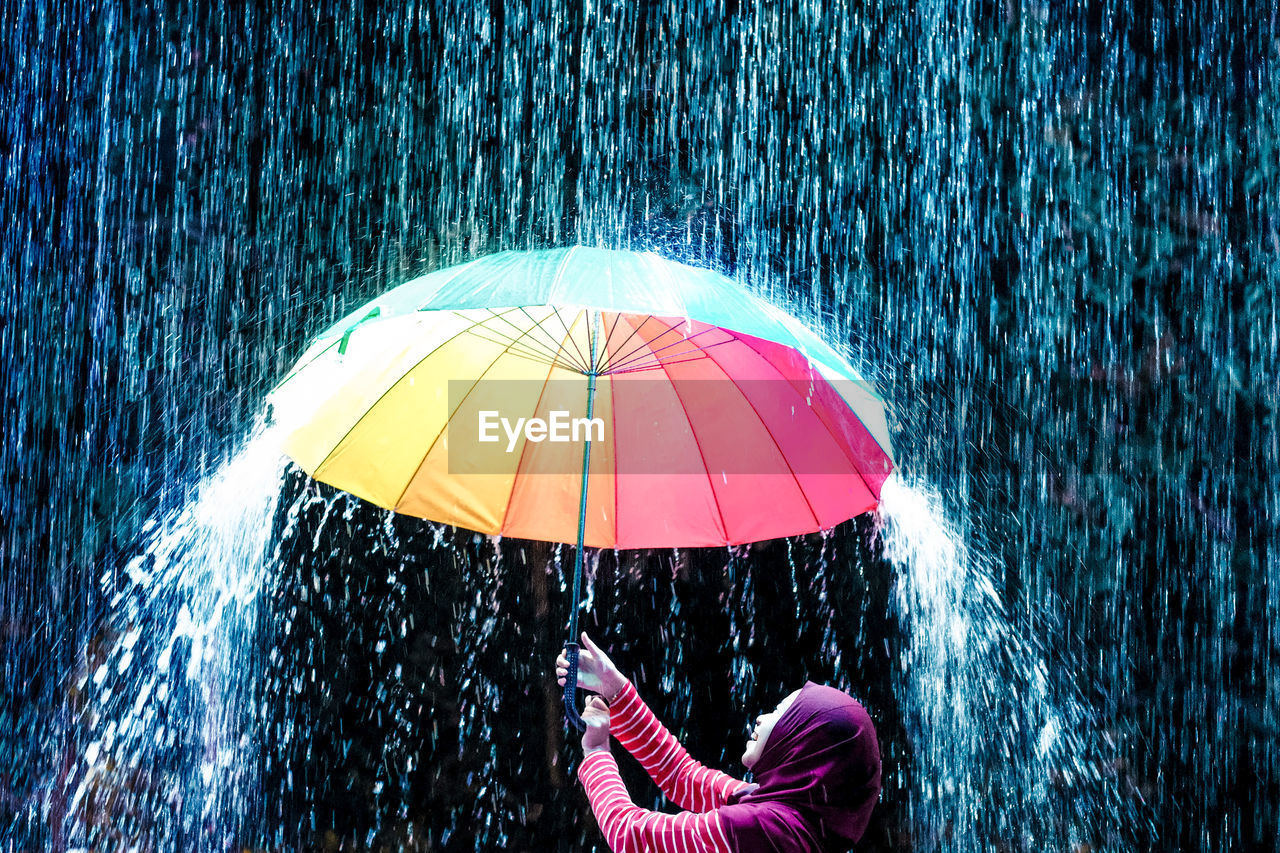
269;247;894;549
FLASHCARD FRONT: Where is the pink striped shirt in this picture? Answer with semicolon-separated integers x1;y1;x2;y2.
577;680;751;853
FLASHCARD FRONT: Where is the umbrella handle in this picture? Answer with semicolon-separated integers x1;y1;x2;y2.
562;642;586;731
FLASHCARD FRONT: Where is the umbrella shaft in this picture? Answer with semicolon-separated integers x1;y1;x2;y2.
564;314;598;732
568;368;597;639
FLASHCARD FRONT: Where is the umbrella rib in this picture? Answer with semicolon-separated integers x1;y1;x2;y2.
496;316;585;539
594;313;653;375
459;308;595;374
464;322;559;361
390;313;575;512
601;320;691;373
602;324;735;375
275;336;342;390
650;346;731;546
594;311;625;374
733;335;888;490
602;336;721;375
601;340;742;375
600;318;685;374
462;325;572;371
309;316;495;479
515;307;590;372
479;307;583;370
541;306;592;374
697;340;827;532
478;307;559;357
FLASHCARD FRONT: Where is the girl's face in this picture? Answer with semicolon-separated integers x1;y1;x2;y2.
741;688;802;770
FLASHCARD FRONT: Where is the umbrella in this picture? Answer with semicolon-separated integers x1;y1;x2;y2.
268;246;895;728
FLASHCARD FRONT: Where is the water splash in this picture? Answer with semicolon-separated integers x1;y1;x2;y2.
876;474;1140;851
58;424;287;850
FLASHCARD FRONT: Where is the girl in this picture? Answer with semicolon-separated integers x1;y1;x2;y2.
556;633;881;852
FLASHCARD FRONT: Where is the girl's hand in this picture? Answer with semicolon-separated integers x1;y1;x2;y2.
556;632;625;700
581;695;611;754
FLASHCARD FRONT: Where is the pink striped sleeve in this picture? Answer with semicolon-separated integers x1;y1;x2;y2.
608;679;750;813
579;750;733;853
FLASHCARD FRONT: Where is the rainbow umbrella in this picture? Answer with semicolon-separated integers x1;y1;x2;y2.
269;246;894;728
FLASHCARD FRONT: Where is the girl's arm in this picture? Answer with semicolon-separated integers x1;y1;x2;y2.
607;678;750;813
579;750;733;853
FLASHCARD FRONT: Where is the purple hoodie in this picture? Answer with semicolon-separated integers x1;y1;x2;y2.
717;682;881;852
